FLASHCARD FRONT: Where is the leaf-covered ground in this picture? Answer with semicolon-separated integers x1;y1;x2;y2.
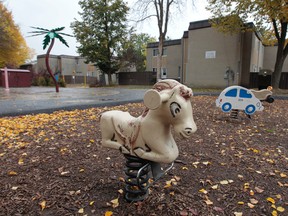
0;96;287;216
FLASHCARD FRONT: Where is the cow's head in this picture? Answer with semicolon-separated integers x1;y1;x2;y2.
143;79;197;138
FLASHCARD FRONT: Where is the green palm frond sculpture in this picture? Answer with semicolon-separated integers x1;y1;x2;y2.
29;27;73;92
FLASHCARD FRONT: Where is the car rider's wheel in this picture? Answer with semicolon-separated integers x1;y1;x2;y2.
245;104;256;115
222;102;232;112
266;96;274;103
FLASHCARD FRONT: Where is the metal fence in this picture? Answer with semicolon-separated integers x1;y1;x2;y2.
118;72;157;85
249;72;288;89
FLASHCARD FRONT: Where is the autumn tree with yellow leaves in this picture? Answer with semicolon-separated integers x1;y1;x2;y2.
207;0;288;89
0;2;32;68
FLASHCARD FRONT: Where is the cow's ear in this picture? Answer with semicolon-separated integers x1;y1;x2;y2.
144;90;162;110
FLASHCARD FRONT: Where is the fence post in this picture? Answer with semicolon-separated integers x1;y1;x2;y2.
4;67;9;90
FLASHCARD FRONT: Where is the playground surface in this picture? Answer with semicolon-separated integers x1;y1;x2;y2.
0;95;287;215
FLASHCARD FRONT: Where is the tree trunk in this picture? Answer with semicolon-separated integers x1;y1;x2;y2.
107;72;112;85
157;34;164;81
45;38;59;92
272;56;284;89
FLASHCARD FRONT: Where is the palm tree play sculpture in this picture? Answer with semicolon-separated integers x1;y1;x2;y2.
29;27;73;92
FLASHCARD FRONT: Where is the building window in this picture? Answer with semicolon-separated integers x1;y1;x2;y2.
161;68;167;78
152;68;157;72
153;48;167;56
162;48;167;56
153;49;158;56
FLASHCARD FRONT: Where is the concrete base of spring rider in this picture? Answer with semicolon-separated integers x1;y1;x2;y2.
123;154;174;202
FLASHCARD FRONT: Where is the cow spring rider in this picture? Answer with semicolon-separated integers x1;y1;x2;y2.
100;79;197;164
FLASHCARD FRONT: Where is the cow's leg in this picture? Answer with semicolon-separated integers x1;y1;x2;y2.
101;132;130;154
133;147;176;164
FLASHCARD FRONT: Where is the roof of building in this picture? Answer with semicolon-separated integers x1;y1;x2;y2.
189;19;211;30
183;31;189;38
37;54;84;59
146;39;182;48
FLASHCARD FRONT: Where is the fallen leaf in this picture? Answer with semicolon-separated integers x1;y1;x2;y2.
280;173;287;178
199;188;208;194
248;203;255;208
237;174;244;179
272;210;278;216
89;201;94;206
192;161;200;168
204;196;213;205
18;158;24;165
220;180;233;185
202;161;211;166
182;166;188;170
237;201;244;205
250;198;258;204
211;184;218;190
255;186;264;193
164;181;172;188
118;177;125;182
60;171;70;175
213;206;223;212
11;186;18;190
40;200;46;210
105;211;113;216
243;183;250;190
277;181;284;187
179;210;188;216
110;198;119;208
78;208;84;214
267;197;275;204
118;189;123;194
276;206;285;212
234;212;243;216
174;175;181;181
8;171;17;176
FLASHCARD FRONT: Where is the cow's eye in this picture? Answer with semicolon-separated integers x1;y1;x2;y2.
170;102;181;117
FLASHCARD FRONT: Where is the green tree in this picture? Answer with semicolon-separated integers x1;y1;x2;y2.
207;0;288;89
29;27;72;92
71;0;129;85
120;30;156;72
0;2;32;68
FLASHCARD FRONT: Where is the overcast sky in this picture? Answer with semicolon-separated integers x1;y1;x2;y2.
4;0;211;59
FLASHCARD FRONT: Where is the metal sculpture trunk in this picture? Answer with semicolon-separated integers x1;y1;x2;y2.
45;38;59;93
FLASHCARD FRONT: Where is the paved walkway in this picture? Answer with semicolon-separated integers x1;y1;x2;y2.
0;86;149;117
1;86;287;117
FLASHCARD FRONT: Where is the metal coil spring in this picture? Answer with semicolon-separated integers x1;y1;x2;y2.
230;109;239;119
123;154;151;202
